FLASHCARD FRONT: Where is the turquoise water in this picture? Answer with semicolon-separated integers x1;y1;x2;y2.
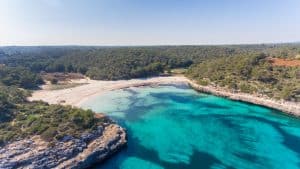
81;84;300;169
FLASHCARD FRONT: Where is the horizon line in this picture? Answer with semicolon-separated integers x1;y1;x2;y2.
0;41;300;47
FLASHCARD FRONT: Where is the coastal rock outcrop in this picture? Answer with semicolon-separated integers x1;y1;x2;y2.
188;81;300;116
0;124;126;169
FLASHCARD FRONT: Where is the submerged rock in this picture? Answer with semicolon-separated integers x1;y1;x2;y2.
0;124;127;169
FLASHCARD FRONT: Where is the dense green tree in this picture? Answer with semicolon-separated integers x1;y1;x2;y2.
4;44;299;80
187;53;300;101
0;67;43;89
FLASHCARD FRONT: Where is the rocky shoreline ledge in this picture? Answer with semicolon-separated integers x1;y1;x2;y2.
187;79;300;116
0;123;127;169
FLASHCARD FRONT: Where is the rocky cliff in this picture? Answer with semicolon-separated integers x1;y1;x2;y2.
0;123;126;169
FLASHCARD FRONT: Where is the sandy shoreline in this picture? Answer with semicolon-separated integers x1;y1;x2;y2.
28;76;189;107
28;76;300;116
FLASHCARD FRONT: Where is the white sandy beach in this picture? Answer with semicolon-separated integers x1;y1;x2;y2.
28;76;300;116
28;76;190;107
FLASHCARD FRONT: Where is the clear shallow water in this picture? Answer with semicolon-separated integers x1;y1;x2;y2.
81;84;300;169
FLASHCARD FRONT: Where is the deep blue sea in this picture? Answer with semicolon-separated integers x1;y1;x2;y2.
81;84;300;169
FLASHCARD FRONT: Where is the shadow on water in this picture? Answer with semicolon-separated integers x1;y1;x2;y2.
248;115;300;159
123;88;139;95
150;92;203;104
180;112;300;166
94;126;229;169
122;102;167;121
150;92;230;110
159;83;190;89
132;142;225;169
208;113;300;159
92;85;300;169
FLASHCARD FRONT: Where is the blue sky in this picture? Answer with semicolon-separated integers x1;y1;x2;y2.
0;0;300;45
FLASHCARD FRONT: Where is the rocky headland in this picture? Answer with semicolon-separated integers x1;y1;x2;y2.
0;123;126;169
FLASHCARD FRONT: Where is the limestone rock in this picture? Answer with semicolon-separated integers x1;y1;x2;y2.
0;124;126;169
